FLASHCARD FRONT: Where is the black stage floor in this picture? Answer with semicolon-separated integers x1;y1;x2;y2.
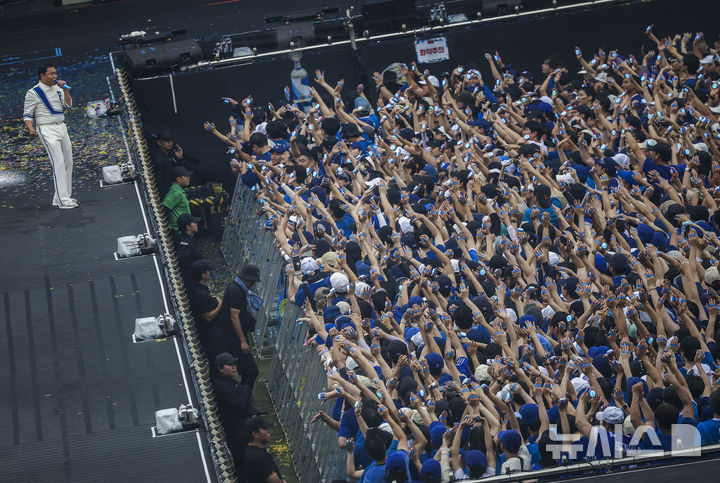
0;181;213;482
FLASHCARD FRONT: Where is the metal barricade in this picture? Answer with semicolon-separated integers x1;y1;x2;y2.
268;304;345;482
221;184;346;481
221;182;286;357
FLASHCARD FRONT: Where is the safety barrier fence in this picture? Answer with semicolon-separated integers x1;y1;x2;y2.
221;183;345;482
221;184;286;358
114;67;235;482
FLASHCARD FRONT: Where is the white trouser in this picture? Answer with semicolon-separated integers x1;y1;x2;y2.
37;122;73;206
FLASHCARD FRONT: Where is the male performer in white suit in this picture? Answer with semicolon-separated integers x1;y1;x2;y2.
23;63;76;209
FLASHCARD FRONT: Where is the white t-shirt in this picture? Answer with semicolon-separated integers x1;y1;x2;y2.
500;445;532;474
454;466;495;480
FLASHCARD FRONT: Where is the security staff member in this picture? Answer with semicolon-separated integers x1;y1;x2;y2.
151;129;185;198
213;352;253;477
189;259;225;362
163;166;192;231
219;264;261;392
174;213;202;283
23;63;76;209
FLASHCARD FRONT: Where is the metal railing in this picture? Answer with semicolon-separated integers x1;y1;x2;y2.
221;183;286;358
221;184;345;481
114;67;236;482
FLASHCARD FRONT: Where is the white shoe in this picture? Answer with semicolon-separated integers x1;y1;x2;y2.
53;198;76;206
58;201;78;209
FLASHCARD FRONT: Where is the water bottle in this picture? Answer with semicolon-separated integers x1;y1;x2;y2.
289;53;312;112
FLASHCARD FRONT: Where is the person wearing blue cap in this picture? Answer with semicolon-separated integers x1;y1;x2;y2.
497;429;531;474
419;458;442;483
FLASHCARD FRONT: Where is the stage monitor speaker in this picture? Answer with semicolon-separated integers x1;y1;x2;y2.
123;39;202;76
481;0;522;15
276;22;316;48
361;0;418;34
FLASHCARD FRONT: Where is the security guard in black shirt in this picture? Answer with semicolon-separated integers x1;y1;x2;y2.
174;213;202;283
219;264;261;392
213;352;253;477
189;260;225;362
151;129;184;198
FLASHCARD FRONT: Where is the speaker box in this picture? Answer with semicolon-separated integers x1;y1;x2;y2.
276;21;316;49
123;39;202;76
361;0;418;34
481;0;522;15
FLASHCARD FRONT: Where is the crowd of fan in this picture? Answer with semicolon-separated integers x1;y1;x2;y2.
196;26;720;482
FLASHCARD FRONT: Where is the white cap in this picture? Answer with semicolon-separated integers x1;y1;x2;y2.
354;281;371;297
539;95;553;105
398;217;414;234
475;364;491;383
337;301;351;314
541;304;556;320
571;376;590;395
597;406;625;424
364;177;384;188
612;153;631;169
694;142;709;153
378;422;394;437
411;332;424;348
300;257;320;275
330;272;349;292
427;75;440;88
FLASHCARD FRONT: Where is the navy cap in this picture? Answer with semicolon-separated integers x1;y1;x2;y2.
215;352;237;367
462;449;487;469
421;458;441;479
498;430;523;453
424;352;444;373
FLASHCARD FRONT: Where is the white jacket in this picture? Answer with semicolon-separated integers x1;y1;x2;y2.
23;82;70;125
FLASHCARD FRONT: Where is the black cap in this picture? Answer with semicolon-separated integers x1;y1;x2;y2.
341;123;361;139
239;263;261;282
321;136;338;151
177;213;201;231
158;129;174;141
215;352;238;368
649;141;672;162
191;259;214;281
245;415;273;434
336;171;352;183
173;166;193;178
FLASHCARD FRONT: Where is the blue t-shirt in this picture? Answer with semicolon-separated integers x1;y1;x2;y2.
335;213;356;238
360;440;399;483
522;198;562;226
240;151;272;188
293;276;331;306
339;409;373;469
643;158;686;181
697;419;720;446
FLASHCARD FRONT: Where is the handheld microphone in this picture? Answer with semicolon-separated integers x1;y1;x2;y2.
55;80;71;90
